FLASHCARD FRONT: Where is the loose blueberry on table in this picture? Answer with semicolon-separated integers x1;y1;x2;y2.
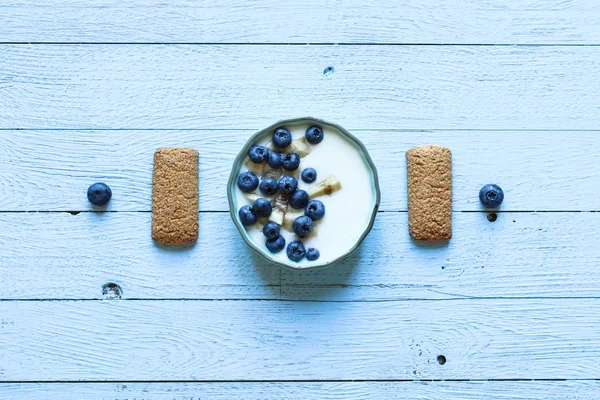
87;182;112;206
479;184;504;208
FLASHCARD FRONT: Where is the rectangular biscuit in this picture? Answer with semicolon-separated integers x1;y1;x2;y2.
406;145;452;241
152;147;199;245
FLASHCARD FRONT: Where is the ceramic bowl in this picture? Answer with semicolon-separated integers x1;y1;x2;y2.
227;117;380;270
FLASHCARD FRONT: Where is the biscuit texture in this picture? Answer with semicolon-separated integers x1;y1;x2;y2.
152;148;199;245
406;145;452;241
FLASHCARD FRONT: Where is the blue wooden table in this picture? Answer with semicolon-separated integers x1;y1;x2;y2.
1;1;600;399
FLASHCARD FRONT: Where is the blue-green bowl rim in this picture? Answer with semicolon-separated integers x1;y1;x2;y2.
227;117;381;270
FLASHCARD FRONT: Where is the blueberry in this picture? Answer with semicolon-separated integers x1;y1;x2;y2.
238;205;257;225
289;190;309;209
248;145;268;163
266;235;286;253
278;175;298;195
273;127;292;148
305;126;324;144
292;215;313;237
267;151;282;169
305;199;325;221
287;241;306;262
263;221;280;240
301;168;317;183
306;248;320;261
252;198;272;218
281;153;300;171
479;184;504;208
87;182;112;206
259;177;278;196
237;171;259;193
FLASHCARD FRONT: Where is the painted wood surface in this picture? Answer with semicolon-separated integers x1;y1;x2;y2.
1;130;598;212
1;0;599;395
1;45;599;130
1;299;600;380
2;381;600;400
1;211;598;301
1;0;599;44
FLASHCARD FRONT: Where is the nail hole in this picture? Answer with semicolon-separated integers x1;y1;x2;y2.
487;212;497;222
102;283;122;300
68;211;81;215
437;355;447;365
323;66;335;77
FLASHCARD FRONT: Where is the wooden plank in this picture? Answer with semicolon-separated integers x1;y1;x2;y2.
1;299;599;380
1;212;598;300
1;381;600;400
0;212;280;300
0;0;599;44
1;130;599;212
1;45;599;130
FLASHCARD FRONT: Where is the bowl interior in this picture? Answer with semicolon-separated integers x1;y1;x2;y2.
228;117;380;270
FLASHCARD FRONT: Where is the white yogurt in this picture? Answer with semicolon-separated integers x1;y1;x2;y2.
235;124;377;267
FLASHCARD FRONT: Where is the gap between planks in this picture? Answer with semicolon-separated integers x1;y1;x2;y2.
2;0;599;45
2;212;598;300
1;43;600;46
3;297;600;302
2;46;599;131
2;297;600;379
1;379;599;383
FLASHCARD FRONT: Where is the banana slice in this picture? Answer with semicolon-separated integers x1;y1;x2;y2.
245;192;283;224
288;137;311;157
244;193;260;203
245;149;284;180
255;217;270;233
269;209;284;225
267;138;310;157
282;209;304;231
273;193;289;212
263;165;283;180
304;224;318;239
244;158;265;177
308;175;342;198
283;211;319;238
269;193;288;225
